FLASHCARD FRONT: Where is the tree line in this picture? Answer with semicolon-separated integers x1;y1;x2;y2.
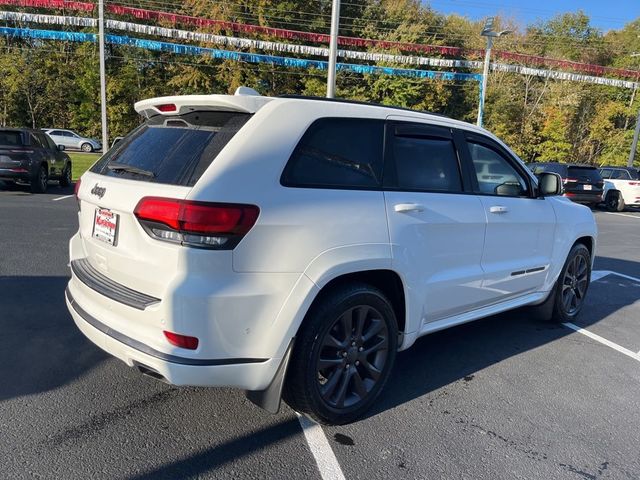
0;0;639;166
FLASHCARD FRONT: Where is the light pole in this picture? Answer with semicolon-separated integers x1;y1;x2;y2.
477;17;511;127
98;0;108;151
628;52;640;168
326;0;340;98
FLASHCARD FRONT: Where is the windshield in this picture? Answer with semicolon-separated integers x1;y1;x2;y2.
90;111;251;186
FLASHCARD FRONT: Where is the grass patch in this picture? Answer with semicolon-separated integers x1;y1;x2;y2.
68;152;100;180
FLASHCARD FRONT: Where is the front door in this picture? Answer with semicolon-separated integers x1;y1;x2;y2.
463;134;556;301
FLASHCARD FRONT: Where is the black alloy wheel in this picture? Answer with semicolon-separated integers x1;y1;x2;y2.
283;283;398;425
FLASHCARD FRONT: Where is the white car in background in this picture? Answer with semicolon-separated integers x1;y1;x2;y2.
43;128;102;152
599;166;640;211
66;88;597;424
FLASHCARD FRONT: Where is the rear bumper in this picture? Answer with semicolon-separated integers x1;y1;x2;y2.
563;192;603;204
0;168;31;182
65;285;281;389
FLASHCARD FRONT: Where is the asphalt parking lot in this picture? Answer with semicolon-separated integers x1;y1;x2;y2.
1;183;639;480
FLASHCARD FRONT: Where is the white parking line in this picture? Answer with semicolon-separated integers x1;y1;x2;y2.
602;212;640;220
591;270;640;284
52;195;74;202
296;413;346;480
562;322;640;363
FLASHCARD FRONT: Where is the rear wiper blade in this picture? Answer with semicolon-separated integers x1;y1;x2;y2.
107;162;156;178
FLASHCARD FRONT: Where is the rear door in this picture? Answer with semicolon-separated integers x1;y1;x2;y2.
460;132;556;301
383;120;489;323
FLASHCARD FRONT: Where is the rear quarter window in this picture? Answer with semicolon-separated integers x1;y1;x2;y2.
281;118;385;189
90;111;251;186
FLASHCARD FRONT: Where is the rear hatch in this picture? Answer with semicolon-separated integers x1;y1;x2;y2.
564;166;604;195
76;109;252;299
0;130;31;173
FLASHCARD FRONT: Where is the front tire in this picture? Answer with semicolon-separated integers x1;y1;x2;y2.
539;243;591;323
283;283;398;425
80;142;93;153
59;162;72;187
31;165;48;193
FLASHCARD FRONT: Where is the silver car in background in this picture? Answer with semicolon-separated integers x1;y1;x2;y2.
43;129;102;152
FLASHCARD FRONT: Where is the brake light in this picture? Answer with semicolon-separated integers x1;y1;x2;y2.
134;197;259;249
163;331;199;350
629;182;640;186
74;178;81;198
156;103;177;112
9;168;28;173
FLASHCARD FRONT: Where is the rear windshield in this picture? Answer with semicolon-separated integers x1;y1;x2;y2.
90;111;251;186
568;167;602;181
0;131;24;146
531;164;567;176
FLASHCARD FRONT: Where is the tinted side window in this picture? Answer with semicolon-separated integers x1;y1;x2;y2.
29;133;45;148
50;130;63;136
611;169;631;180
0;131;23;146
43;135;58;150
281;118;384;189
599;168;612;179
469;142;528;196
390;134;462;192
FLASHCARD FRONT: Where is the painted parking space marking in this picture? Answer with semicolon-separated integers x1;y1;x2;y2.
562;322;640;363
591;270;640;284
563;270;640;362
602;212;640;220
52;194;74;201
296;413;346;480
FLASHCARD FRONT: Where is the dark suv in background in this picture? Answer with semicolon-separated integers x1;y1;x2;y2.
0;128;72;193
528;162;604;207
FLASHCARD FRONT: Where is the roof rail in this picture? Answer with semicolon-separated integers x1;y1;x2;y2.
277;95;447;118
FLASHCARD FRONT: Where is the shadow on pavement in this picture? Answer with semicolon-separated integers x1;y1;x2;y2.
366;256;640;420
128;417;301;480
0;180;76;196
0;275;106;402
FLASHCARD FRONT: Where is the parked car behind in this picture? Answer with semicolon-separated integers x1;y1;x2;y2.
598;166;640;211
42;128;102;153
0;128;72;193
528;162;604;208
67;89;597;424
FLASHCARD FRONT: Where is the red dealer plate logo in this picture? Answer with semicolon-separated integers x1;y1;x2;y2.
92;208;119;246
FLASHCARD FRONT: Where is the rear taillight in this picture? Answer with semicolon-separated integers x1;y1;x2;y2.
134;197;259;249
629;182;640;186
163;331;199;350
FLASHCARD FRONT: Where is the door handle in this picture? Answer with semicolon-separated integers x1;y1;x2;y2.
489;205;508;214
394;203;425;213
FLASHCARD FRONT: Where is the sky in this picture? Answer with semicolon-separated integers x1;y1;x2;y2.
428;0;639;31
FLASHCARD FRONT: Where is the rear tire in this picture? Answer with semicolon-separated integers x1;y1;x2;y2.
59;162;72;187
605;191;624;212
283;283;398;425
536;243;591;323
31;165;48;193
80;142;93;153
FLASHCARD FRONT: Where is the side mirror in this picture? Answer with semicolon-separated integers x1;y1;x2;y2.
537;172;562;196
57;144;65;151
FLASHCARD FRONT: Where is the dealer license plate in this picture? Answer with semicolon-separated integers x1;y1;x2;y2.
583;184;592;190
92;208;119;246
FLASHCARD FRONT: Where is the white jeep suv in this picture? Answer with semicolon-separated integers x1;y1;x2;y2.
66;89;597;424
599;166;640;211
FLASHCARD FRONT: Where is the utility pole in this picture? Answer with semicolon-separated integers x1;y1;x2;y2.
628;109;640;168
628;52;640;167
98;0;108;152
477;17;511;128
326;0;340;98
